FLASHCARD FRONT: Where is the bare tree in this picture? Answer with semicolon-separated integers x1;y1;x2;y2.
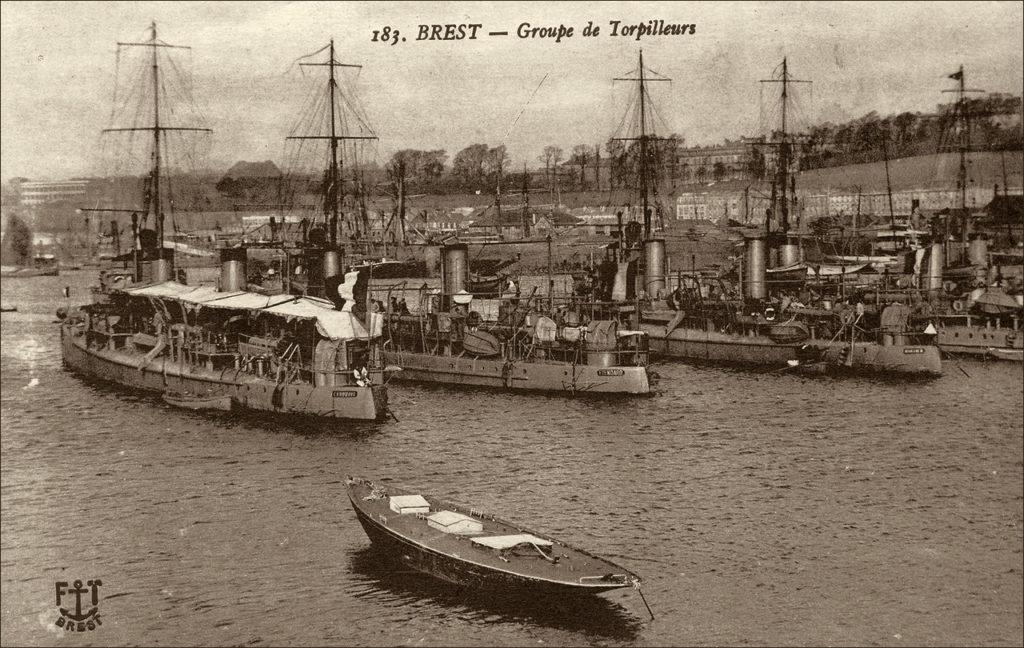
541;145;563;190
570;145;590;190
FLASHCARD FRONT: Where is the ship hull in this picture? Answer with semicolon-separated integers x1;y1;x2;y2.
642;324;942;376
383;350;651;394
61;323;387;420
349;496;628;596
930;324;1023;358
0;267;59;277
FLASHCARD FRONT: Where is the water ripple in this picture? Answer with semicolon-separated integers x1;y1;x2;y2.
1;271;1021;646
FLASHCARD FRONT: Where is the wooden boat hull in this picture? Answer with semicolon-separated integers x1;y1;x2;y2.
462;329;501;356
467;275;502;298
382;350;652;394
352;260;426;279
641;322;942;376
347;480;637;596
0;267;59;277
350;504;630;596
987;348;1023;362
162;391;234;411
61;323;388;420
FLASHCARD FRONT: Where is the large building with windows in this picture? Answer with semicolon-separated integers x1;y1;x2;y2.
675;136;806;184
14;179;91;206
675;137;765;183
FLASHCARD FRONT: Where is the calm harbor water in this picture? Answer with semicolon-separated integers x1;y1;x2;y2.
1;271;1022;646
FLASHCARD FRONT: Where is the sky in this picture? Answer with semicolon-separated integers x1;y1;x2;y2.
2;0;1022;182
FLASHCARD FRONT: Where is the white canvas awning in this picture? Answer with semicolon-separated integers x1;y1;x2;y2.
810;263;870;276
471;534;553;550
263;297;370;340
176;286;245;304
389;495;430;515
428;510;476;527
124;281;196;298
766;262;869;277
123;281;372;340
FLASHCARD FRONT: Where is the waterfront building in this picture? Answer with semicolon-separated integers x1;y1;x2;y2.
14;179;91;206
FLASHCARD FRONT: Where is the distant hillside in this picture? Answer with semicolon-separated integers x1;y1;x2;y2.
795;151;1023;193
222;160;281;179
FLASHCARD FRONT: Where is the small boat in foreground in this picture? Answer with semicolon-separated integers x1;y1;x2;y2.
162;390;234;411
346;478;642;598
987;347;1023;362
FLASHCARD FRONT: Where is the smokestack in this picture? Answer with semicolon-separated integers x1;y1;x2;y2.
111;219;121;256
131;212;141;282
644;238;666;298
779;239;800;267
968;236;988;267
926;242;945;293
152;255;172;283
744;236;767;300
423;244;441;278
323;248;342;281
442;243;468;306
220;247;247;292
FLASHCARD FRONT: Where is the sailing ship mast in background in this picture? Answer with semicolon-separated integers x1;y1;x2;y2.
284;39;378;249
98;21;211;281
938;65;985;258
612;49;672;240
610;50;675;300
758;58;811;260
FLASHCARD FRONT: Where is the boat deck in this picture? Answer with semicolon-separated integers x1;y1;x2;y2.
347;479;636;592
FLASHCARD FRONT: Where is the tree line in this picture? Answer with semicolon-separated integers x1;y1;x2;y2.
799;94;1023;170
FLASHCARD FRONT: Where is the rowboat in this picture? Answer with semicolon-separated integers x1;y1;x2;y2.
987;347;1023;362
346;478;643;598
162;390;235;412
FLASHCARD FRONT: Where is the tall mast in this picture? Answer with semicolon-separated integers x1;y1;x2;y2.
941;65;983;248
103;22;211;259
328;39;340;245
149;21;162;247
613;50;670;241
288;40;377;247
957;65;967;213
639;49;649;239
882;138;895;224
495;149;502;223
779;57;788;233
760;58;810;236
522;163;529;237
1000;149;1009;197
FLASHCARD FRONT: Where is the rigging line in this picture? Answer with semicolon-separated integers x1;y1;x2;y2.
167;55;202;123
308;82;333;136
645;85;672;134
118;55;146;125
109;44;123;127
345;96;378;138
289;83;327;140
289;42;332;70
336;73;376;134
287;82;319;138
502;73;549;143
336;88;377;137
611;90;637;140
304;85;331;140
